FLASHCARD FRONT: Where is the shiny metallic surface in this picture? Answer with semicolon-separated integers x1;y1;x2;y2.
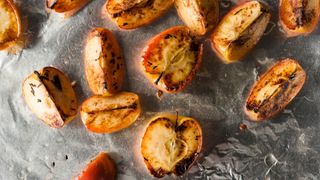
0;0;319;179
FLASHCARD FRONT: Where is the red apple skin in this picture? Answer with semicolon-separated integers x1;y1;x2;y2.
76;152;116;180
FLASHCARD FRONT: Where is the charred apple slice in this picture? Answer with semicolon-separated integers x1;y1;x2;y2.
141;114;202;178
0;0;21;50
46;0;90;17
107;0;149;14
104;0;174;29
22;67;78;128
245;59;306;121
142;26;203;93
211;1;271;63
84;28;125;96
175;0;219;35
76;152;116;180
279;0;320;37
80;92;141;133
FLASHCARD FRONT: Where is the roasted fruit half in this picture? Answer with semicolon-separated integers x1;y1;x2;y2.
211;1;271;63
245;59;306;121
104;0;174;29
0;0;21;50
80;92;141;133
142;26;203;93
84;28;125;96
141;114;202;178
279;0;320;37
22;67;78;128
46;0;89;16
175;0;219;35
76;152;116;180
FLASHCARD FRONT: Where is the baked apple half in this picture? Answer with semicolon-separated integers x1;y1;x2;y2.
0;0;21;50
76;152;116;180
141;114;202;178
175;0;219;35
211;1;271;63
22;67;78;128
279;0;320;37
104;0;174;29
80;92;141;133
142;26;203;93
245;59;306;121
46;0;90;17
84;28;125;96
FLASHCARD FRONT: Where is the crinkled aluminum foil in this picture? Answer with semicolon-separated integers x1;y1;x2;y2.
1;0;320;179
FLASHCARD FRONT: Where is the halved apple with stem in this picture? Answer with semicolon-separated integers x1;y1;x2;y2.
141;114;202;178
211;1;271;63
76;152;116;180
104;0;174;29
245;58;306;121
22;67;78;128
0;0;21;50
142;26;203;93
279;0;320;37
175;0;219;35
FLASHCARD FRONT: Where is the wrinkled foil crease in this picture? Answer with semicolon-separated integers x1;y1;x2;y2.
0;0;320;179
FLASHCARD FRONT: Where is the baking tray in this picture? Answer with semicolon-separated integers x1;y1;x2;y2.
1;0;320;179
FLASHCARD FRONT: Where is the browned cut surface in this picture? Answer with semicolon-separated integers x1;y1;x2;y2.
279;0;320;36
105;0;174;29
0;0;21;50
142;26;203;93
141;114;202;177
245;59;306;121
84;28;125;96
211;1;271;63
80;92;141;133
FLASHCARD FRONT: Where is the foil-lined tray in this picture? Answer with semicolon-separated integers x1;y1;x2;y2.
1;0;320;179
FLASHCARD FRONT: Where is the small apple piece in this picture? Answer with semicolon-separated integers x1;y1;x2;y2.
84;28;125;96
46;0;90;17
76;152;116;180
211;1;271;63
245;59;306;121
80;92;141;133
141;114;202;178
175;0;219;35
106;0;149;14
0;0;21;50
279;0;320;37
104;0;174;29
142;26;203;93
22;67;78;128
